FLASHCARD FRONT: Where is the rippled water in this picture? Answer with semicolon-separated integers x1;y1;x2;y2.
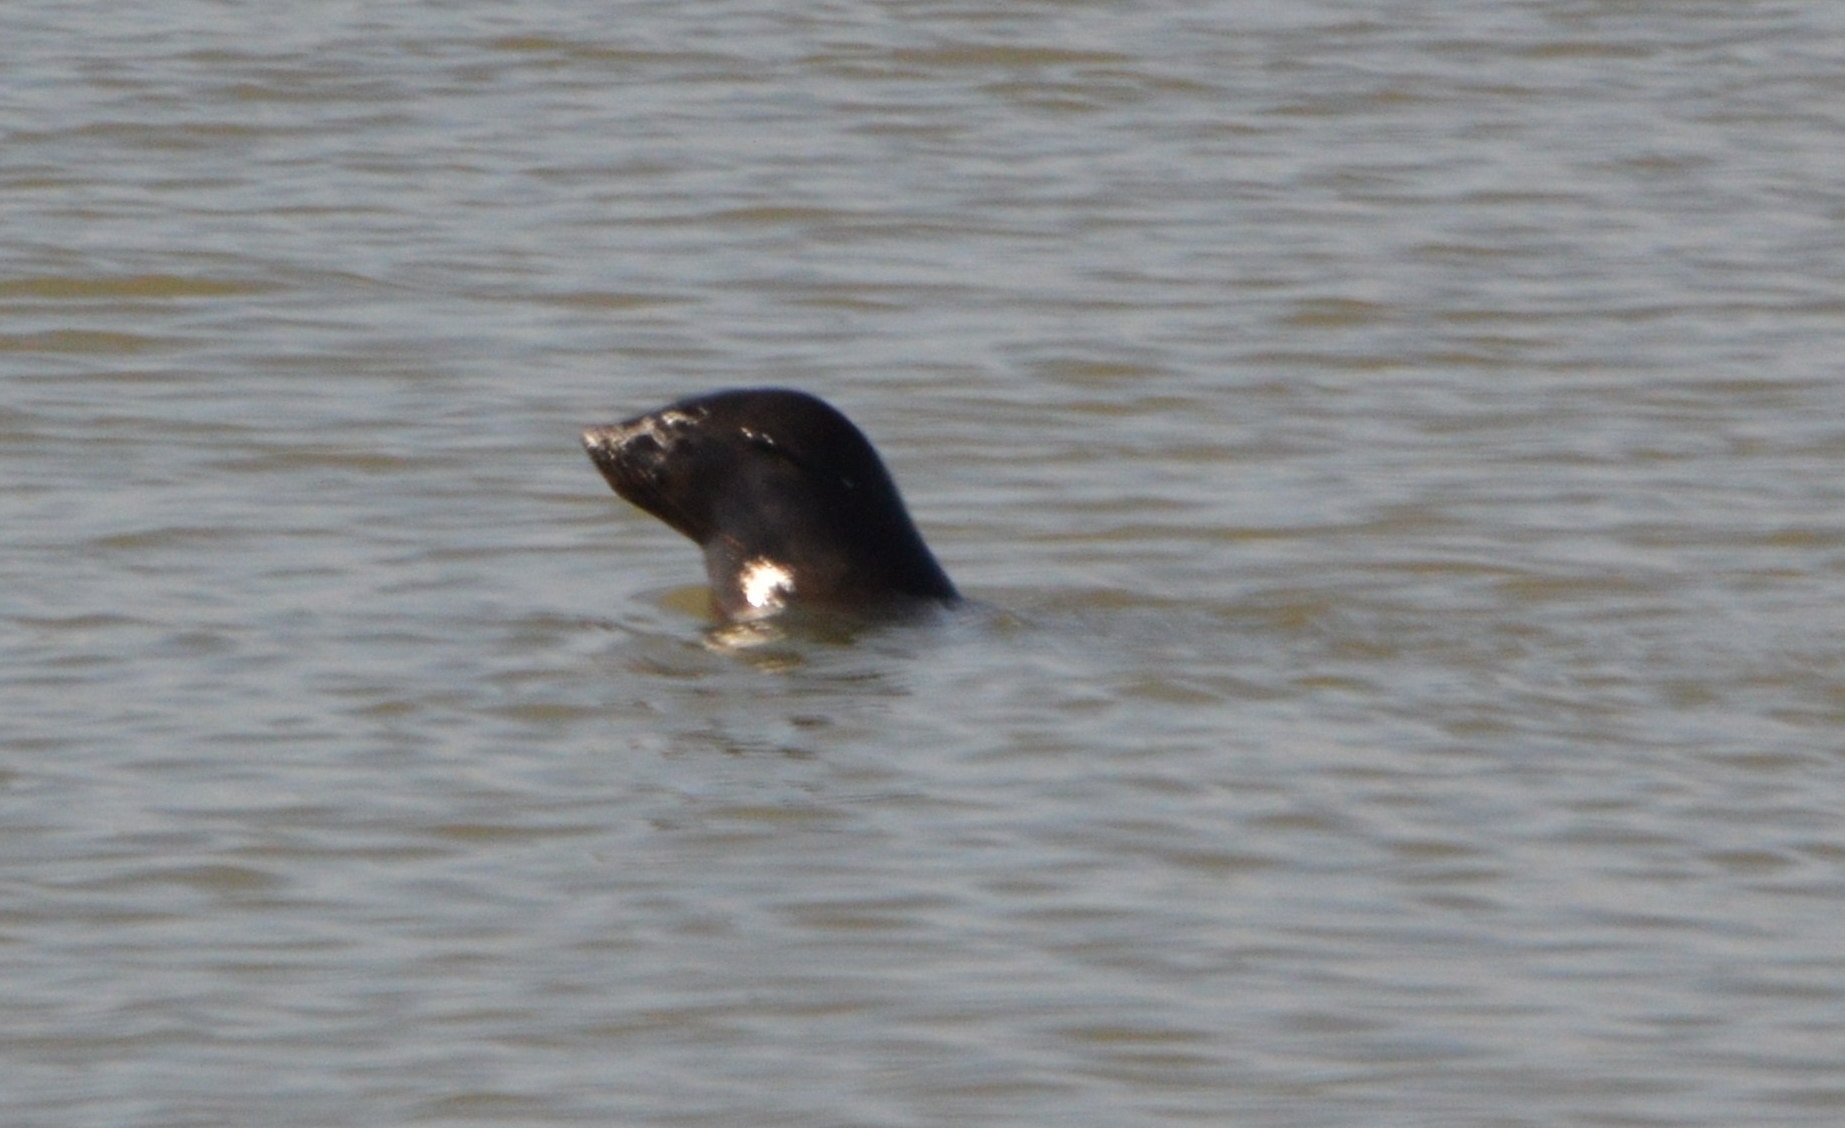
7;2;1845;1125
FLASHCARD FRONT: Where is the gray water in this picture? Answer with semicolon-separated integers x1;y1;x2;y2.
6;2;1845;1125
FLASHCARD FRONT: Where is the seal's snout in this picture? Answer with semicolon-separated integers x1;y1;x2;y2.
583;408;702;464
582;422;661;481
581;421;655;503
581;422;642;456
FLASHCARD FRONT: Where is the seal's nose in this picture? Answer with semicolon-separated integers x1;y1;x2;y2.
581;424;622;454
582;420;665;464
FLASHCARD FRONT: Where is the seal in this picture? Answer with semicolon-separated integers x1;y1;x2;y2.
583;388;958;620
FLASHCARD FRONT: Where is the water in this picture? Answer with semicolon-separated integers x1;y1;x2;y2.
6;2;1845;1125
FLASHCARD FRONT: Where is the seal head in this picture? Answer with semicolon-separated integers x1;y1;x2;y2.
583;388;957;620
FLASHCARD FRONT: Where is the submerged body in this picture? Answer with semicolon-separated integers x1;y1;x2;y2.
583;388;957;620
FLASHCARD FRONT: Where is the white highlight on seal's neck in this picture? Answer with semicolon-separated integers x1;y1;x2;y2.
738;557;795;614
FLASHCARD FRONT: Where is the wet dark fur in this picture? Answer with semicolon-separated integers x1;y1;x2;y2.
583;388;956;619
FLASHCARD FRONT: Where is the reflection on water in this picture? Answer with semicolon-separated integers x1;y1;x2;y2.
6;1;1845;1125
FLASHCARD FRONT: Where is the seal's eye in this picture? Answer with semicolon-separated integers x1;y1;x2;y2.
739;428;855;491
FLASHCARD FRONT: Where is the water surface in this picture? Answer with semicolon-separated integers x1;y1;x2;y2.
6;2;1845;1125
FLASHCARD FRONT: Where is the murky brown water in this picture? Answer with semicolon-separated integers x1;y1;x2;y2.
6;2;1845;1125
